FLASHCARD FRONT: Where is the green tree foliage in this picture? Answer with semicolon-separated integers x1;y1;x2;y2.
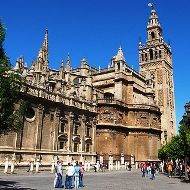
158;123;190;161
0;21;25;134
178;124;190;155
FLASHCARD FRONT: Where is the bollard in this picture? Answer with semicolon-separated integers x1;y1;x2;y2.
4;158;9;174
115;161;118;170
10;157;16;174
118;161;120;170
51;159;55;173
84;162;87;171
30;159;34;172
36;159;40;173
87;161;90;171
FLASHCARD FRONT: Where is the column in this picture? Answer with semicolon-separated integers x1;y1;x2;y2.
53;108;60;151
67;112;74;152
92;118;96;153
36;104;44;150
80;115;85;152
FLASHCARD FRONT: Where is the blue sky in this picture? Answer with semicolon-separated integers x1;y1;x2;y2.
1;0;190;130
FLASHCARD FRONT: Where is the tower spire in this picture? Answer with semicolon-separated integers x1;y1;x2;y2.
66;53;71;72
146;3;163;42
115;46;125;62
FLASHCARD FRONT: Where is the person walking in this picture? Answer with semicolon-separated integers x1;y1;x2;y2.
79;162;85;188
150;163;156;180
167;161;173;178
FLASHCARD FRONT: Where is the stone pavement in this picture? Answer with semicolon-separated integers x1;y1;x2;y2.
0;169;189;190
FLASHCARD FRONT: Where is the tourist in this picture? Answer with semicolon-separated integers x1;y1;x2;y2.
54;160;63;188
79;162;85;187
65;163;74;189
74;161;80;188
167;161;173;178
150;163;156;180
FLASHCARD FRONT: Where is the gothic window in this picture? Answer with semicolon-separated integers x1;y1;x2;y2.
86;144;90;152
149;49;153;60
151;31;155;39
73;125;79;135
60;122;65;133
73;143;78;152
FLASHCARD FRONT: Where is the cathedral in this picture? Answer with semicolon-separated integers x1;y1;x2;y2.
0;5;176;165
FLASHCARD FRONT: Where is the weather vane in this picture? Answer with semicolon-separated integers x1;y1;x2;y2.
148;2;155;10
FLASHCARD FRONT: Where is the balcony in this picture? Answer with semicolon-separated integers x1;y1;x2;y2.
97;98;160;112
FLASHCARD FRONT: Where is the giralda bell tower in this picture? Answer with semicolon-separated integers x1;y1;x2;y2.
139;3;176;144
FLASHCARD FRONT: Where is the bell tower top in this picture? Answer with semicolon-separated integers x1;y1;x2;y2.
147;3;163;43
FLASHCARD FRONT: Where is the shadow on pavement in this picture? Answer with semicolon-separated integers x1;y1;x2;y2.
0;179;37;190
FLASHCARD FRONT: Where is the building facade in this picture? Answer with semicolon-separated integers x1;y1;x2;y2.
0;5;175;165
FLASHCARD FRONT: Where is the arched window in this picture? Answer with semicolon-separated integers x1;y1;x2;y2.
141;54;144;62
151;31;155;39
149;49;153;60
104;92;114;103
155;51;158;59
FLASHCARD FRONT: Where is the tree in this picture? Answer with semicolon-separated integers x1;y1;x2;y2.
158;123;190;181
0;21;25;134
178;124;190;181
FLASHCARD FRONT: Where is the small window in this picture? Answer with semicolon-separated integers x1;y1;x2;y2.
74;125;78;135
50;114;54;121
149;49;153;60
117;62;120;71
151;31;155;39
141;54;144;62
159;50;162;58
86;144;90;152
145;53;148;61
74;143;78;152
59;141;66;149
60;122;65;133
155;51;158;59
25;107;35;120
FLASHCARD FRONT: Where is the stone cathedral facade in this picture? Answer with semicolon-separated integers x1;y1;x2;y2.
0;5;176;165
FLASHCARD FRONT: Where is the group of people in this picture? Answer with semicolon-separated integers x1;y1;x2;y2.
165;160;188;178
54;160;85;189
139;160;190;180
140;163;158;180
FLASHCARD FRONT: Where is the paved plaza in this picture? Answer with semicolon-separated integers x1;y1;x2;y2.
0;169;189;190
